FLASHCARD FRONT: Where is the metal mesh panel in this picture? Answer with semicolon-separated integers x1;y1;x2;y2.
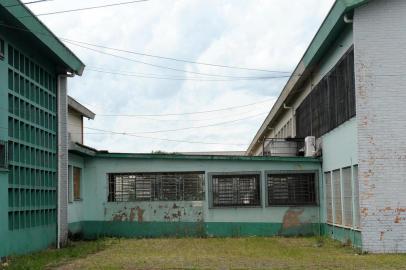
108;172;204;202
296;49;355;139
7;44;57;230
212;174;260;207
342;167;353;227
333;170;342;225
353;166;360;229
268;173;316;206
325;172;333;224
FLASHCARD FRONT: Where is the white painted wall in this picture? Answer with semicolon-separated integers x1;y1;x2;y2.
68;108;83;144
354;0;406;253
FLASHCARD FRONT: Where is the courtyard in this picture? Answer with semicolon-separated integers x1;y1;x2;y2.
3;237;406;270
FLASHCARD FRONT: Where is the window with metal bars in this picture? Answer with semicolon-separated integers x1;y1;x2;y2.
108;172;204;202
342;167;353;227
325;172;333;224
267;173;316;206
211;174;261;207
0;140;7;169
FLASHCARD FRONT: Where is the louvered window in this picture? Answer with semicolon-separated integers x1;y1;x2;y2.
296;49;355;139
325;172;333;223
333;170;342;225
342;167;353;227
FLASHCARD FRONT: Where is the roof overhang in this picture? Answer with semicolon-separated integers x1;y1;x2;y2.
68;96;96;120
0;0;85;75
246;0;370;155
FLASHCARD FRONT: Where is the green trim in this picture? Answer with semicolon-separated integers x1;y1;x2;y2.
0;0;85;74
95;152;321;163
321;224;362;248
69;221;322;239
302;0;369;68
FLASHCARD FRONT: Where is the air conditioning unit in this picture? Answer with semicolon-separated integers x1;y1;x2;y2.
304;136;316;157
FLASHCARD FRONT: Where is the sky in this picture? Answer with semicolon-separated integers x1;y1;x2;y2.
26;0;335;153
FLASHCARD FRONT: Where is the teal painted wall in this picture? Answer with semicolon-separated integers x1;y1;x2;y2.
68;153;85;225
68;156;322;238
0;20;60;257
0;28;9;258
323;224;362;249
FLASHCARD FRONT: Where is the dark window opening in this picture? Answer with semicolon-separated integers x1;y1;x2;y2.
268;173;316;206
0;141;7;169
296;49;355;139
108;172;204;202
73;167;81;200
212;174;261;207
0;39;4;60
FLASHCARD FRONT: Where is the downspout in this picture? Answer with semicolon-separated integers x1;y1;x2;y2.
344;14;353;24
57;72;74;249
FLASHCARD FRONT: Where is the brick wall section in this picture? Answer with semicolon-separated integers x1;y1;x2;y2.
354;0;406;253
58;76;69;247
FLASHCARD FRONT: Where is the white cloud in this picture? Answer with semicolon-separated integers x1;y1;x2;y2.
27;0;335;153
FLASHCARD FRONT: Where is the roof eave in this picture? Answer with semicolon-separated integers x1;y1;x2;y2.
1;0;85;75
246;0;370;155
68;96;96;119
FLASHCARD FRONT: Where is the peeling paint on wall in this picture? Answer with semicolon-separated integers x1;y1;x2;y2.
282;208;305;229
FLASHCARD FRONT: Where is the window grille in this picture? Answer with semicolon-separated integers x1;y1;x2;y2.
267;173;316;206
342;167;353;227
7;44;57;230
296;49;355;139
333;170;342;225
353;166;360;229
211;174;260;207
325;172;333;223
108;172;204;202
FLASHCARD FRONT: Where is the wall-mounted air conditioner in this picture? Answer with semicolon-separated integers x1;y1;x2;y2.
304;136;316;157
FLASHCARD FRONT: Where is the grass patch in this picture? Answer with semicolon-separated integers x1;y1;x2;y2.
1;238;115;270
4;237;406;269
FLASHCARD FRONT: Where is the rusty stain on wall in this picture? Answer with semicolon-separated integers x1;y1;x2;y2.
282;208;305;229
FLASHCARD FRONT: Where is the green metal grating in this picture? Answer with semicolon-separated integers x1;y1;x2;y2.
7;44;57;231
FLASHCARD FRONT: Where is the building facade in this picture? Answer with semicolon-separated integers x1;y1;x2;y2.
0;0;84;257
247;0;406;253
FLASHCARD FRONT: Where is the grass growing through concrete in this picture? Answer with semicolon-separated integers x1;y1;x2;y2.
4;237;406;269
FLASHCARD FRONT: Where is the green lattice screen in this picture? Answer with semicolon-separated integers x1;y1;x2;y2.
7;44;57;230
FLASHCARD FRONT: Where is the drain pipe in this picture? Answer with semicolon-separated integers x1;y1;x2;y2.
283;103;295;138
344;14;353;24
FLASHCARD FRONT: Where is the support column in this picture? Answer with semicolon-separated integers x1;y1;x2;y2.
57;75;69;248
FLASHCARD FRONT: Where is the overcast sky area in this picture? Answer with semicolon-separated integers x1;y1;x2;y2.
27;0;335;153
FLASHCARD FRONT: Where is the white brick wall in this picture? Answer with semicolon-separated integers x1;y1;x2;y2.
354;0;406;253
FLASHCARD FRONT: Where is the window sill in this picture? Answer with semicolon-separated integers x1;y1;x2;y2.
267;204;318;207
210;205;263;209
0;168;9;172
